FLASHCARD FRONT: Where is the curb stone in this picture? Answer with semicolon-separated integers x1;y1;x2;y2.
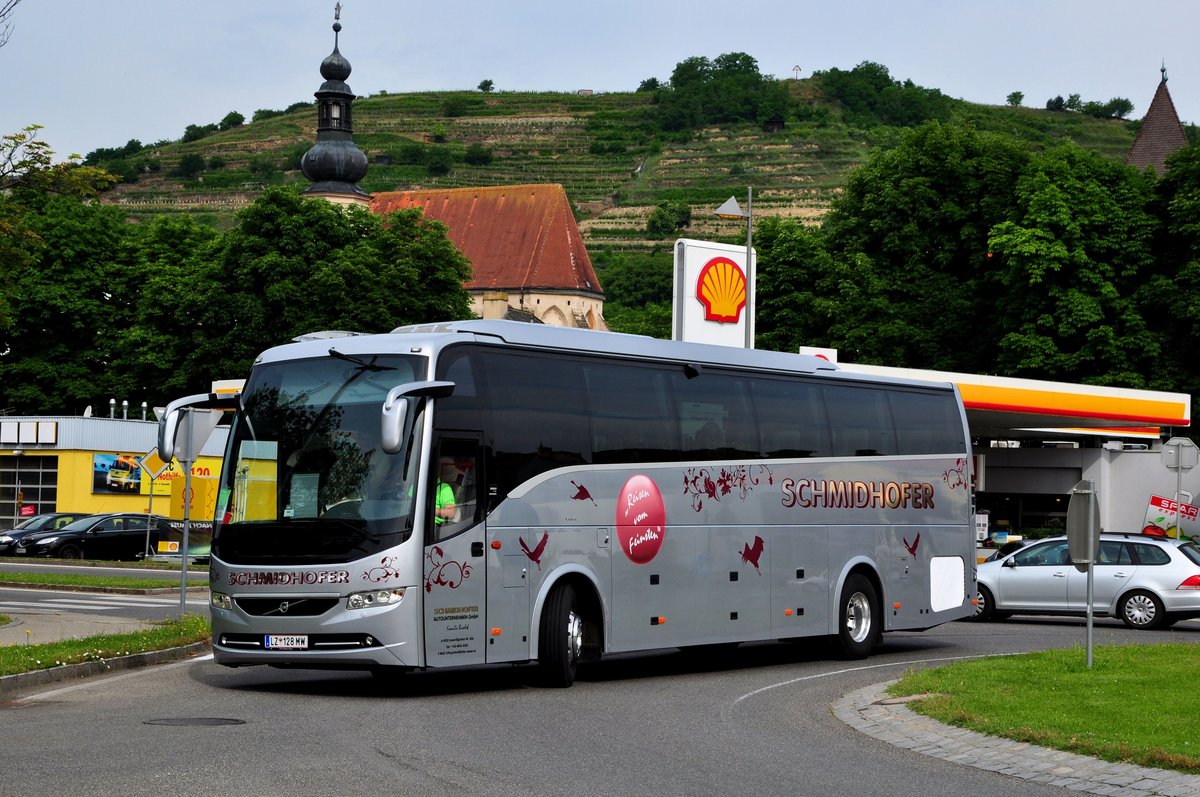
834;681;1200;797
0;642;210;700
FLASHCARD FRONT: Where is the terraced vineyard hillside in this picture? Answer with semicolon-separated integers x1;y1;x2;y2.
101;85;1142;258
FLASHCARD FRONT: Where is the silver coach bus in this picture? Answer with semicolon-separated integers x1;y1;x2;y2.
159;320;975;687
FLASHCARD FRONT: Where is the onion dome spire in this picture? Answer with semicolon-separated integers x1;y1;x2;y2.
301;4;369;202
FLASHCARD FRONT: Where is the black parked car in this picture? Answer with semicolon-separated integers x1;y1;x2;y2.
0;512;91;555
15;513;174;561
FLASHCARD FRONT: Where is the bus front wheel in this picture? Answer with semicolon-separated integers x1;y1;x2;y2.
539;584;581;688
837;574;880;659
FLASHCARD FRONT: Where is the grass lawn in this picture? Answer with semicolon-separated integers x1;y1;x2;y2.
0;614;210;677
0;571;189;590
889;643;1200;774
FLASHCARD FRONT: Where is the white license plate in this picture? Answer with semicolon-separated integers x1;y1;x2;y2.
264;635;308;650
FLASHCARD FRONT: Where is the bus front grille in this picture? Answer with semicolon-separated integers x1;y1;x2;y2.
234;597;339;617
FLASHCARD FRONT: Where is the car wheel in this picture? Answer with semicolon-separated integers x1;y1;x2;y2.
837;573;880;658
57;543;83;560
1118;590;1166;630
969;584;996;622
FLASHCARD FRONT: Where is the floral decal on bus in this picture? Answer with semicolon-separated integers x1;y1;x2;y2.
684;464;774;512
617;474;666;564
943;458;969;491
364;555;403;583
424;545;473;592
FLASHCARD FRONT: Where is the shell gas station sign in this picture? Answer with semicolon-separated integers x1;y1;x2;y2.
673;238;755;348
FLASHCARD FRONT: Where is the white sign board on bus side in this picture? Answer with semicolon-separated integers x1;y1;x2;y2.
672;238;756;348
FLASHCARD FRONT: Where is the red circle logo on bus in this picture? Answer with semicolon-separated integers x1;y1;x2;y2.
616;474;666;565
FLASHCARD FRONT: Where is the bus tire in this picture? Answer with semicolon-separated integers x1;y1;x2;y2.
539;583;581;688
837;574;879;659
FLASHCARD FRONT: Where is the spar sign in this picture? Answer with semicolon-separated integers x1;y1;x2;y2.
1142;494;1200;539
672;239;755;348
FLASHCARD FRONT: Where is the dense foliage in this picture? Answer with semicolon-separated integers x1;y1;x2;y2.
755;120;1198;400
0;155;473;413
646;52;793;133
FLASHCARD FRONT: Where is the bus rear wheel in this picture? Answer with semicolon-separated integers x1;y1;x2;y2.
539;584;581;688
837;574;880;659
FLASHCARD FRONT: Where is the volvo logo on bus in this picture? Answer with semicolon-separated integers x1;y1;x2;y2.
617;474;666;564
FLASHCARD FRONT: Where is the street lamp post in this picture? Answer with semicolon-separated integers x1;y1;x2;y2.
714;187;754;349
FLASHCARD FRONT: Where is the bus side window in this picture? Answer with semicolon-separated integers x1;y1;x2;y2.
752;377;829;458
431;442;479;542
823;385;895;457
889;390;965;454
585;362;677;463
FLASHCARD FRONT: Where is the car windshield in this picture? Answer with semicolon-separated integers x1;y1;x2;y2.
214;351;426;565
57;515;111;532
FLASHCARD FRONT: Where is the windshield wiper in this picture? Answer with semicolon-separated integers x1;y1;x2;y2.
328;348;397;372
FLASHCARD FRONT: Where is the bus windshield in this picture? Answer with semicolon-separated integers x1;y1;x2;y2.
214;351;426;564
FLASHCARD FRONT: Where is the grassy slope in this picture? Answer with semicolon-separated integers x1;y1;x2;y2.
101;85;1142;280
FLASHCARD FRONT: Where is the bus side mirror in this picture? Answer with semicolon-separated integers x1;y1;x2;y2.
158;393;213;462
157;392;241;462
381;381;455;454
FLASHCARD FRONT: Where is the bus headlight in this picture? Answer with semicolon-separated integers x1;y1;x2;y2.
347;588;407;610
211;592;233;610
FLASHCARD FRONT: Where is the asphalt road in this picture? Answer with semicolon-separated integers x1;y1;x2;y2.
5;615;1198;797
0;585;208;623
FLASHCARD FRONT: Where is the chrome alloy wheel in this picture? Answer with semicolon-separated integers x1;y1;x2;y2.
845;590;872;643
564;608;583;665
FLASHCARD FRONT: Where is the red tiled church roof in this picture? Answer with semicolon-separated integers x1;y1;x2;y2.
1127;72;1189;175
370;184;603;298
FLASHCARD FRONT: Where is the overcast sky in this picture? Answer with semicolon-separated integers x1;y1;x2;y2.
5;1;1199;160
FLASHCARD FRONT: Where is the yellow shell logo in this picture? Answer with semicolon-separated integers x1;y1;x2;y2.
695;257;746;323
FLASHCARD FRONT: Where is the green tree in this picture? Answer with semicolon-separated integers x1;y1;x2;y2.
0;126;115;335
1131;145;1200;396
427;147;452;176
645;200;691;237
181;123;218;143
0;196;135;412
987;145;1160;386
174;153;206;179
1006;91;1024;107
219;111;245;131
814;62;950;127
463;143;493;166
755;218;898;360
185;189;473;384
477;79;494;93
817;121;1030;370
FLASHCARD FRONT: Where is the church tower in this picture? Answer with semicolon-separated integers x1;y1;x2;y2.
301;4;370;206
1126;64;1189;176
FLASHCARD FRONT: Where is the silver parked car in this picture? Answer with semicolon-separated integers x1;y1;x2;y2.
970;532;1200;629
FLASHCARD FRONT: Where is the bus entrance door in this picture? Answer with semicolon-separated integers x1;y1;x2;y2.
422;439;487;667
